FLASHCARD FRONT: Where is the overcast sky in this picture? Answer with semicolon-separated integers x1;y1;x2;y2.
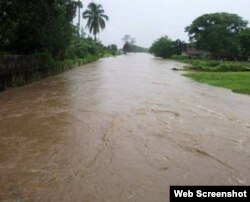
76;0;250;48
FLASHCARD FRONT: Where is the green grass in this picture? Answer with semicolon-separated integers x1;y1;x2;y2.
171;55;250;72
184;72;250;95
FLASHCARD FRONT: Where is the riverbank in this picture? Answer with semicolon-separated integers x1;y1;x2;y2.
171;56;250;95
184;72;250;95
171;56;250;71
0;54;113;92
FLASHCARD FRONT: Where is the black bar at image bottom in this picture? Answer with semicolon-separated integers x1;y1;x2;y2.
170;186;250;202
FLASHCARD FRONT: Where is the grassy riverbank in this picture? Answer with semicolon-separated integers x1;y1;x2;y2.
46;54;100;74
184;72;250;95
171;56;250;95
172;55;250;71
0;53;114;92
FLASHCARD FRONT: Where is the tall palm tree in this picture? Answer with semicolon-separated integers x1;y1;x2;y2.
82;2;109;41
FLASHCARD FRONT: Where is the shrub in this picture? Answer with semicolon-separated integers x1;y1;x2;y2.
215;63;246;71
171;55;189;61
149;36;172;58
205;60;221;67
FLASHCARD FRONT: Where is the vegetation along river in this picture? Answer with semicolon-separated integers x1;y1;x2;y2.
0;53;250;201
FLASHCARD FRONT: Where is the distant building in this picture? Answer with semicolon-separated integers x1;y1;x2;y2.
182;47;210;59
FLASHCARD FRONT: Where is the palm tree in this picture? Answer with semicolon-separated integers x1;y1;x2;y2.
82;2;109;41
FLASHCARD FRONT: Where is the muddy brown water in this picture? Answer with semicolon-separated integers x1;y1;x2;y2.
0;53;250;202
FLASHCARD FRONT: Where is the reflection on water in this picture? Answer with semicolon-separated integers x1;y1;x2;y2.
0;53;250;201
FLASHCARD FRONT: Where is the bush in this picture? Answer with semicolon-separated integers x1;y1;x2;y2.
150;37;186;58
191;60;204;69
149;36;172;58
205;60;221;67
171;55;189;61
214;63;246;71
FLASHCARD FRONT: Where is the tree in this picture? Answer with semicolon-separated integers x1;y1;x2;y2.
149;36;173;58
0;0;78;57
130;37;136;45
107;44;118;55
171;39;186;55
122;34;131;43
65;32;106;59
82;2;109;41
149;36;186;58
239;28;250;59
122;35;143;53
185;12;248;59
75;0;83;33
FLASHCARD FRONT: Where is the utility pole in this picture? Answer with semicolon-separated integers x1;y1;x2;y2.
78;0;80;34
73;0;81;34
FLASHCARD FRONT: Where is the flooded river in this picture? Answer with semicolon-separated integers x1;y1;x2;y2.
0;53;250;201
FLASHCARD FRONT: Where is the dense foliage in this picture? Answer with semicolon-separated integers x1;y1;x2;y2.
185;12;249;59
0;1;115;60
0;0;79;58
107;44;118;55
239;28;250;59
149;36;186;58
